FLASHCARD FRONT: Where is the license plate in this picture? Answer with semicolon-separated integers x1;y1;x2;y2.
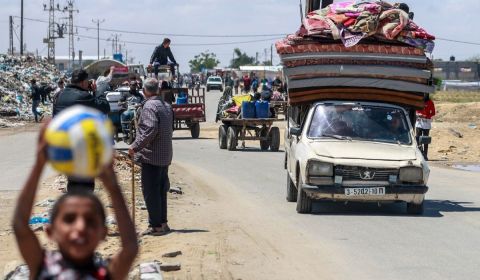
344;187;386;196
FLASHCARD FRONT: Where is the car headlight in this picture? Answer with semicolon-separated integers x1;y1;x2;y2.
308;161;333;177
399;167;423;183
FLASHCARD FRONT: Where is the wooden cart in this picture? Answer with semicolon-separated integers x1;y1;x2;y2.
218;118;281;151
162;88;206;138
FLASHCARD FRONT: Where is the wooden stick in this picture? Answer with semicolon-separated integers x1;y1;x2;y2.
131;157;135;225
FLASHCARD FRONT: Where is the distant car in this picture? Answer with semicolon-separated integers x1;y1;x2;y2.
206;76;223;92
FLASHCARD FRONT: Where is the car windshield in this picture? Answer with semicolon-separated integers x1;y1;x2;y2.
209;77;221;82
307;104;412;145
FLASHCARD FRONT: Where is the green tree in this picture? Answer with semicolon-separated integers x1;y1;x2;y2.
230;48;256;68
189;50;220;72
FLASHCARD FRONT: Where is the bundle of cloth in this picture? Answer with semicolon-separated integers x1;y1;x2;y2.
301;0;435;52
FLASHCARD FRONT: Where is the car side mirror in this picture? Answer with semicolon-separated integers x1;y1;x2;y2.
419;136;432;145
289;127;302;137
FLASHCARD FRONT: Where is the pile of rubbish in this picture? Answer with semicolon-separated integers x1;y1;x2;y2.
297;1;435;51
0;54;60;125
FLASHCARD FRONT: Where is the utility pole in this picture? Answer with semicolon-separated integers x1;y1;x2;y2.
271;44;273;66
92;19;104;60
64;1;79;70
20;0;24;55
9;16;14;55
43;0;62;64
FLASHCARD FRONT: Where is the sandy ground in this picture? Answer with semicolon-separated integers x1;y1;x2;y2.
1;154;312;279
428;102;480;165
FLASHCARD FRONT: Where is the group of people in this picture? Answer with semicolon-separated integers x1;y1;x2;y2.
15;38;178;278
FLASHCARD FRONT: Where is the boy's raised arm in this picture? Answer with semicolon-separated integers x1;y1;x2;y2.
99;163;138;279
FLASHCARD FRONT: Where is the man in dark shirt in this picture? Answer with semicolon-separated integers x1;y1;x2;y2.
52;69;111;192
53;69;110;117
129;78;173;236
149;38;178;79
30;79;42;123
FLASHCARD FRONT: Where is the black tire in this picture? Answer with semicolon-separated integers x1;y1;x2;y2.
226;126;237;151
296;177;312;214
259;128;270;151
286;173;297;202
269;127;281;152
206;86;210;92
407;201;424;215
219;125;227;149
190;122;200;139
220;87;224;92
125;122;135;145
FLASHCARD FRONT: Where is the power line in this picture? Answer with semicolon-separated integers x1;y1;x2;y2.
16;16;287;38
436;37;480;46
17;15;480;46
76;34;282;47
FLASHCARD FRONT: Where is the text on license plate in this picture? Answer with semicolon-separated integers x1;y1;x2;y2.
344;187;386;196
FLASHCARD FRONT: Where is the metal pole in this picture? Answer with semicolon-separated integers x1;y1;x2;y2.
20;0;24;55
97;21;100;60
9;16;14;55
271;44;273;66
92;19;104;60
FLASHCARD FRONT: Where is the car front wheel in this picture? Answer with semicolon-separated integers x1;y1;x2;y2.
296;177;312;214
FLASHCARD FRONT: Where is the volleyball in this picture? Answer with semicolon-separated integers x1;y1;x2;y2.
45;105;114;179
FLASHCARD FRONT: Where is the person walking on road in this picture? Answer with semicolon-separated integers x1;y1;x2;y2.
416;94;436;160
30;79;42;123
53;69;111;193
129;78;173;236
150;38;178;79
233;75;240;95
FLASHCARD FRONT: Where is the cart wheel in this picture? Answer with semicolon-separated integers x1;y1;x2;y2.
227;126;237;151
259;128;270;151
269;127;280;152
125;122;135;145
219;125;227;149
190;122;200;139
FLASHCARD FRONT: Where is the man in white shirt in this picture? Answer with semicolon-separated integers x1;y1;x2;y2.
96;66;115;96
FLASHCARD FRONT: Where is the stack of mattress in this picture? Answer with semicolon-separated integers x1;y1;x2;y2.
277;1;435;109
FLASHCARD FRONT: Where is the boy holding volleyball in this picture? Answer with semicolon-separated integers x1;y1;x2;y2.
12;124;138;279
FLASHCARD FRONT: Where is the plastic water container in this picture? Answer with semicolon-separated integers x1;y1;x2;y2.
176;92;188;105
241;101;256;119
255;101;270;118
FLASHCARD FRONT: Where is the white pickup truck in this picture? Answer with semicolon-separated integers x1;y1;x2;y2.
285;101;430;215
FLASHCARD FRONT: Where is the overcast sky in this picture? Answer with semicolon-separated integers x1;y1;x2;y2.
1;0;479;71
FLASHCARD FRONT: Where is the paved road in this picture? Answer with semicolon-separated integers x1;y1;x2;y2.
4;89;480;279
168;89;480;279
0;127;54;191
171;131;480;279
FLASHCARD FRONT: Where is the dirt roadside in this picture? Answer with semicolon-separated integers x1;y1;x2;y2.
1;154;334;280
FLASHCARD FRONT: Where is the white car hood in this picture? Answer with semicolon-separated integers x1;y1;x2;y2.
308;141;417;161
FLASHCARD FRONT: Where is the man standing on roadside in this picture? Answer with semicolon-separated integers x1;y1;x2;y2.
53;69;110;192
150;38;178;79
30;79;42;123
129;78;173;236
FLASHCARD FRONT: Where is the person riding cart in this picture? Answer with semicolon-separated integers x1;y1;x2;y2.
149;38;178;79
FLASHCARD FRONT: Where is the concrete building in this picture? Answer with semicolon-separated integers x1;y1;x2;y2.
433;60;480;82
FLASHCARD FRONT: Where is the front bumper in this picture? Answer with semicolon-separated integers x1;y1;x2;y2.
207;84;223;89
302;184;428;204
